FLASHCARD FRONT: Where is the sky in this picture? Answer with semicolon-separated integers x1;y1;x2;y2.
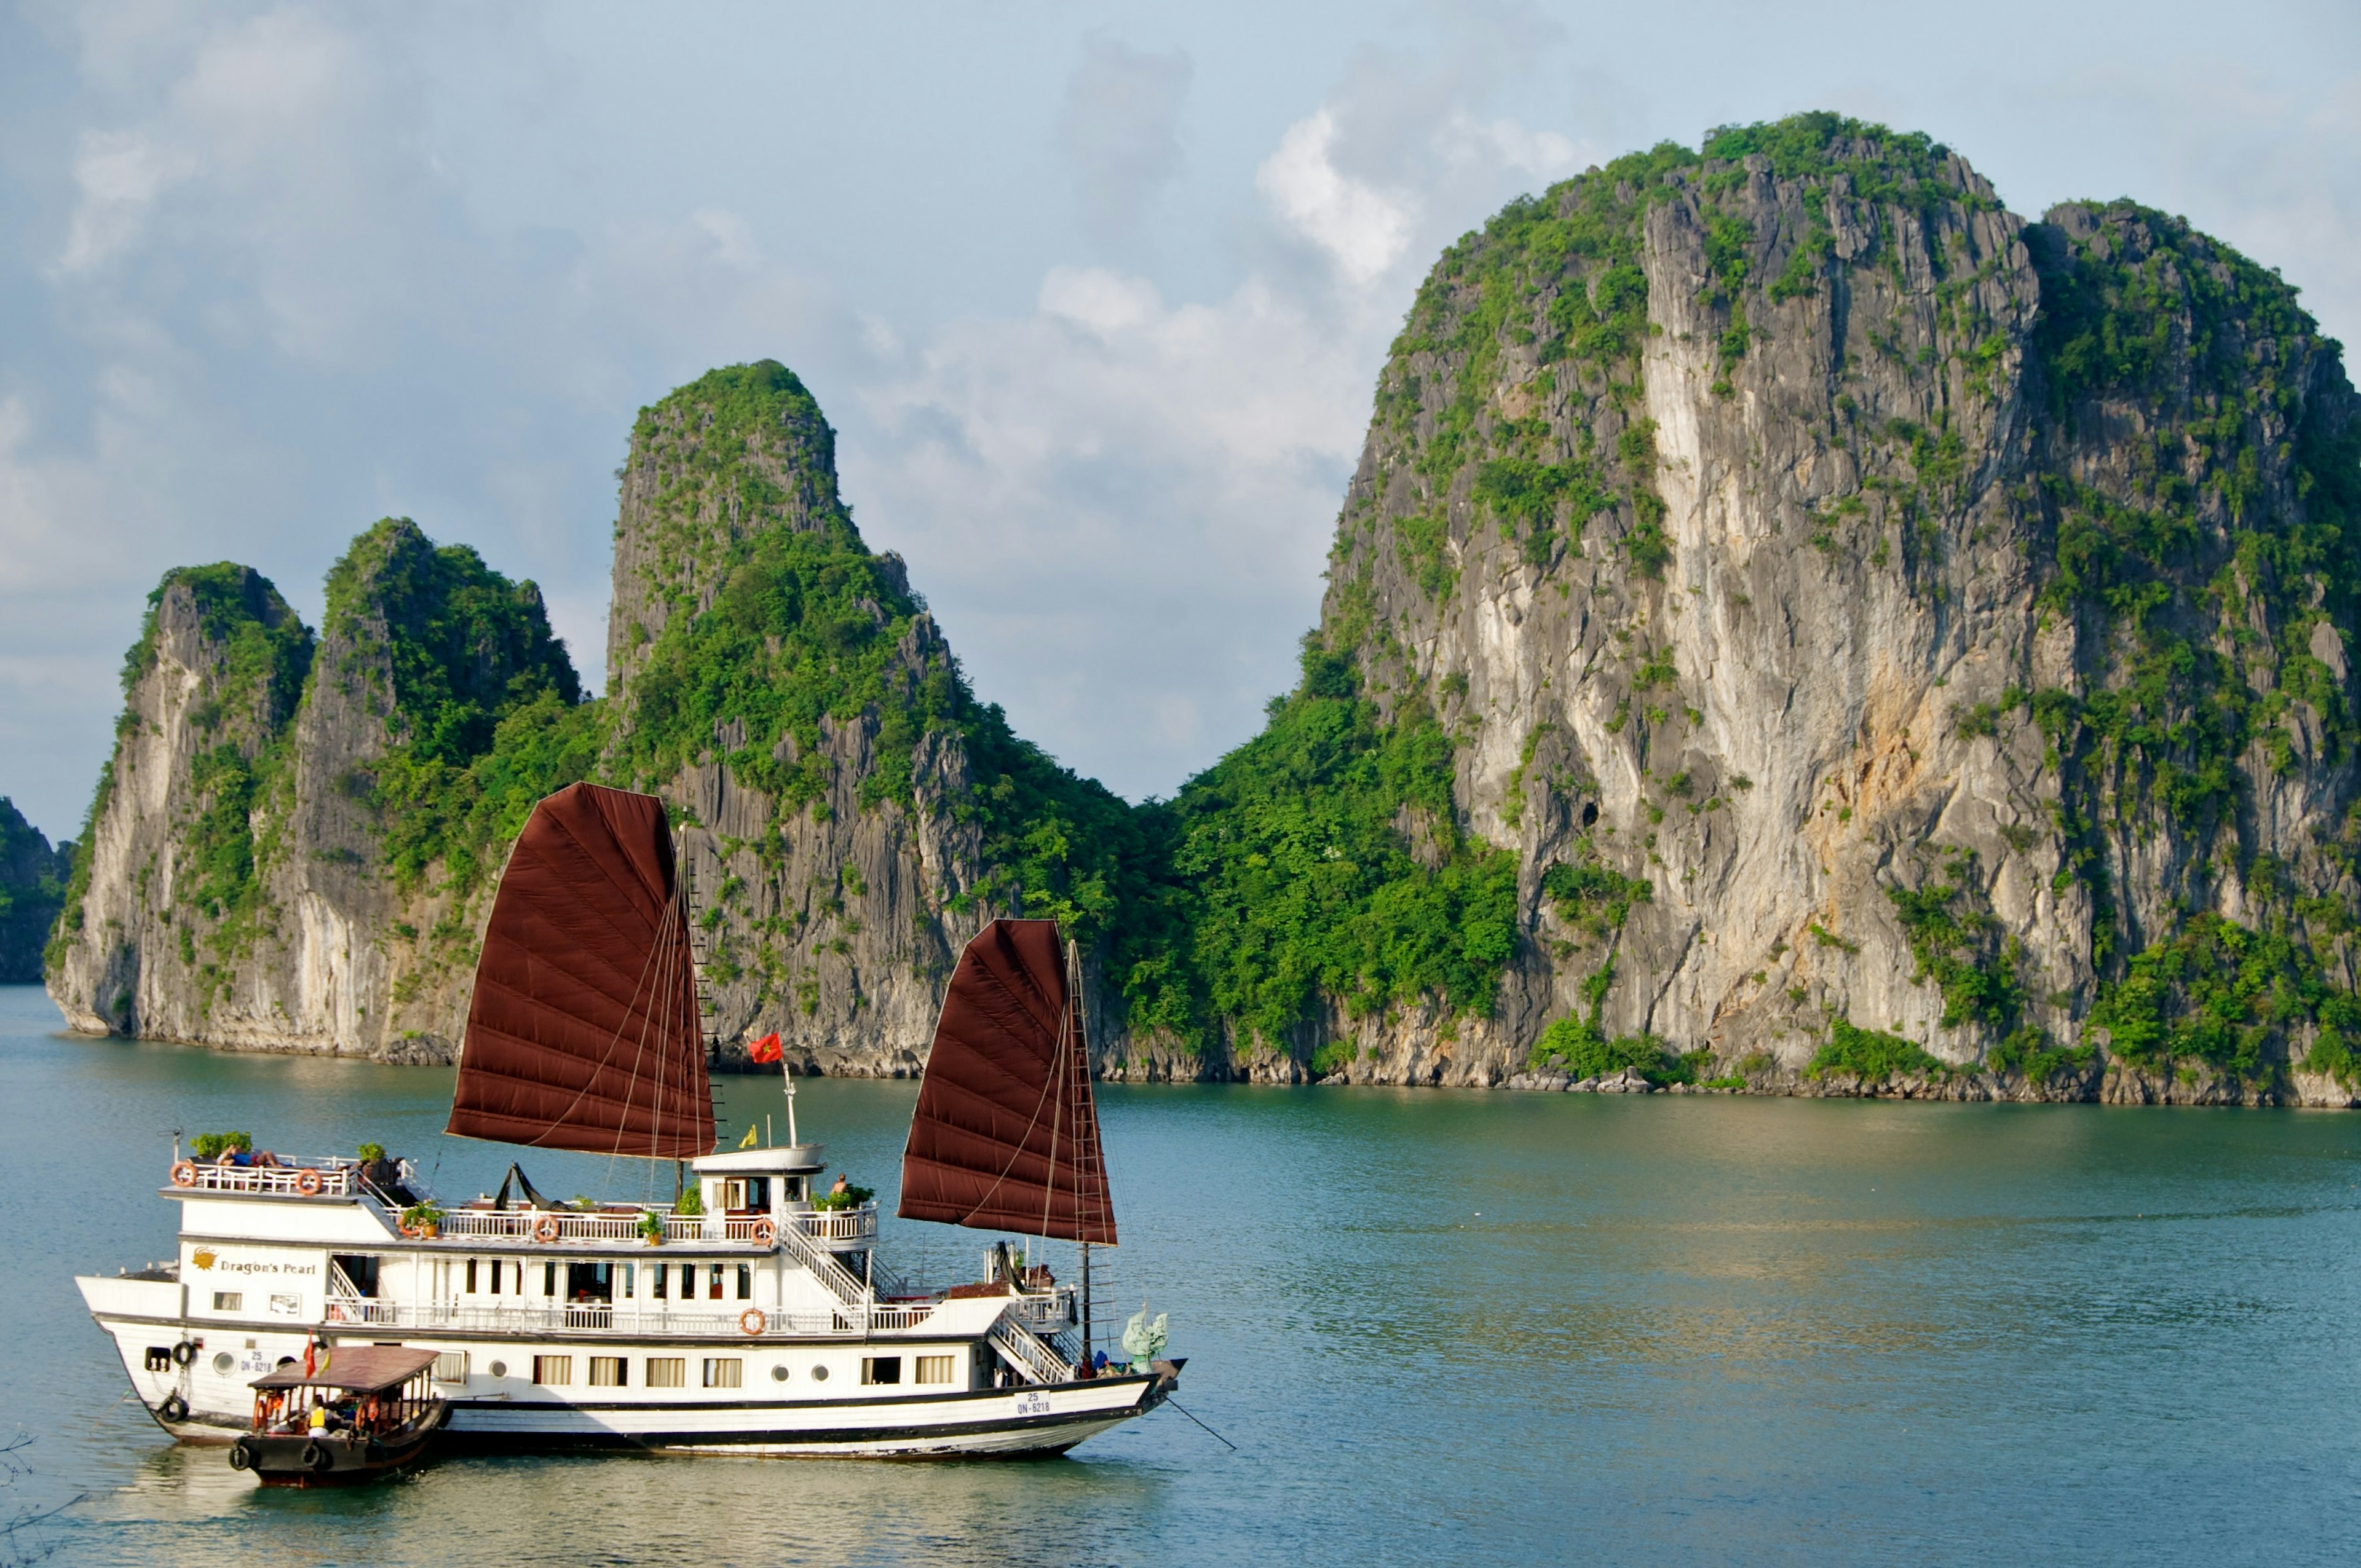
1;0;2356;843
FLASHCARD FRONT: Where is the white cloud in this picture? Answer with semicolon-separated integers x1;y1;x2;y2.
57;129;195;272
1256;108;1417;285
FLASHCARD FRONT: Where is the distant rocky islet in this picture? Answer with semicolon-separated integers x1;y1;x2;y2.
39;112;2361;1107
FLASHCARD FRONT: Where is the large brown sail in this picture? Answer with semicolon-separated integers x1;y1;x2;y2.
447;782;713;1159
898;919;1116;1244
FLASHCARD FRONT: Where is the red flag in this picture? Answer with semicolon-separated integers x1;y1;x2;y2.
748;1033;783;1064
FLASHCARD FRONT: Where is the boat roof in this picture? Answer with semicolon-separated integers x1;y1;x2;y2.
250;1345;440;1394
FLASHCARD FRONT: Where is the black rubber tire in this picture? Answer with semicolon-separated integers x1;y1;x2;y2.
170;1341;197;1367
303;1440;333;1473
157;1394;189;1422
227;1438;255;1471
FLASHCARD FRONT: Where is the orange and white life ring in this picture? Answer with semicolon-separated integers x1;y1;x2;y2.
750;1218;777;1247
532;1214;561;1243
738;1308;767;1337
295;1167;323;1196
170;1160;197;1188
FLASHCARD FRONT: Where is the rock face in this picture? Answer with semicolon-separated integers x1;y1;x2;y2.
1290;117;2361;1103
41;117;2361;1109
0;799;69;983
45;531;586;1060
601;364;995;1074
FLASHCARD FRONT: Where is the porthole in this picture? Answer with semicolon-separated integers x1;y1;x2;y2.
771;1364;790;1382
810;1365;829;1382
488;1359;508;1379
212;1352;235;1374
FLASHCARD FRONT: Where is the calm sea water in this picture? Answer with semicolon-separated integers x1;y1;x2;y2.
4;983;2360;1566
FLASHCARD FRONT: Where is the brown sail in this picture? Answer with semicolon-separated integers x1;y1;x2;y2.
898;919;1115;1244
447;782;713;1160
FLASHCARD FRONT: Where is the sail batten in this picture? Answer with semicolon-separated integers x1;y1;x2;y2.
897;918;1117;1245
447;782;713;1160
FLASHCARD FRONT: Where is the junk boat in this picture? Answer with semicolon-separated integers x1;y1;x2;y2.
76;782;1176;1459
231;1345;445;1486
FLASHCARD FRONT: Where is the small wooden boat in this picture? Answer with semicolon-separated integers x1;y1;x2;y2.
230;1345;445;1486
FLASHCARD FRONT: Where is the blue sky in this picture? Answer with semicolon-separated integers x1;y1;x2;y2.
2;0;2355;841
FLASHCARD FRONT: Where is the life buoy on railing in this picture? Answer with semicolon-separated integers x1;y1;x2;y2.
738;1308;767;1337
750;1218;777;1247
170;1160;197;1188
157;1393;189;1423
532;1214;561;1243
295;1167;323;1196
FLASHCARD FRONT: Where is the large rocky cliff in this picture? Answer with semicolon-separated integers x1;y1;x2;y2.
0;799;69;982
1278;116;2361;1103
44;531;590;1059
42;116;2361;1105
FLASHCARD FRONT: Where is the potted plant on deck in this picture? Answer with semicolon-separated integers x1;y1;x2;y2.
399;1201;445;1239
638;1210;665;1247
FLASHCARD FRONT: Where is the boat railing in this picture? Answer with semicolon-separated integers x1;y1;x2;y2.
355;1301;933;1338
168;1157;361;1198
432;1202;879;1249
324;1296;400;1326
1006;1288;1075;1333
986;1310;1072;1385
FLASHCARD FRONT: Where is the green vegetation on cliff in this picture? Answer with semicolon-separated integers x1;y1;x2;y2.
332;519;592;897
0;799;69;983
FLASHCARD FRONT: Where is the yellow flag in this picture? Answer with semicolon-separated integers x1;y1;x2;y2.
738;1124;759;1149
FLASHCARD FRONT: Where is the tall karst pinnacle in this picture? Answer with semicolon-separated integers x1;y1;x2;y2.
1294;114;2361;1101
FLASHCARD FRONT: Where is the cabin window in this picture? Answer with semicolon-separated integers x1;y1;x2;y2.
544;1262;558;1297
646;1357;686;1388
652;1264;667;1301
433;1352;468;1382
621;1263;635;1299
709;1264;724;1301
489;1259;504;1293
736;1264;751;1300
916;1355;955;1385
723;1179;746;1211
533;1355;572;1386
212;1291;242;1312
783;1176;804;1202
862;1357;901;1385
589;1357;627;1387
746;1177;769;1210
703;1358;742;1389
681;1264;696;1299
464;1259;477;1293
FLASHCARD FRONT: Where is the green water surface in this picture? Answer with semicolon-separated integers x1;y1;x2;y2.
4;984;2358;1566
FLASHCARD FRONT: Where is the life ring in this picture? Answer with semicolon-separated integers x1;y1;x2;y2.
170;1341;198;1367
228;1436;256;1471
157;1393;189;1422
303;1439;334;1473
295;1167;322;1196
397;1221;420;1239
532;1214;561;1243
738;1308;767;1337
170;1160;197;1188
749;1218;777;1247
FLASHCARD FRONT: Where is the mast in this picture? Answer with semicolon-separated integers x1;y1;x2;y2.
1069;939;1093;1370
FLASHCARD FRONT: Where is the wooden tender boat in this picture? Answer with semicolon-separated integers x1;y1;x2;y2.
231;1345;445;1486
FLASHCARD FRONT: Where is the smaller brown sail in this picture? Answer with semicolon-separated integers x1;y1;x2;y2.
447;782;713;1160
898;918;1115;1244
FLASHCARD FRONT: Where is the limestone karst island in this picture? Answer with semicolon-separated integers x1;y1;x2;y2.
30;116;2361;1109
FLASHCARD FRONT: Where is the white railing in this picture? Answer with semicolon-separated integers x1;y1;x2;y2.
317;1301;934;1339
794;1206;878;1247
168;1158;360;1198
324;1296;399;1326
430;1202;879;1250
987;1314;1070;1386
1006;1290;1075;1334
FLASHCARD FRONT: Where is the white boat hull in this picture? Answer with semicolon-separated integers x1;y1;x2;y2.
85;1296;1163;1460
